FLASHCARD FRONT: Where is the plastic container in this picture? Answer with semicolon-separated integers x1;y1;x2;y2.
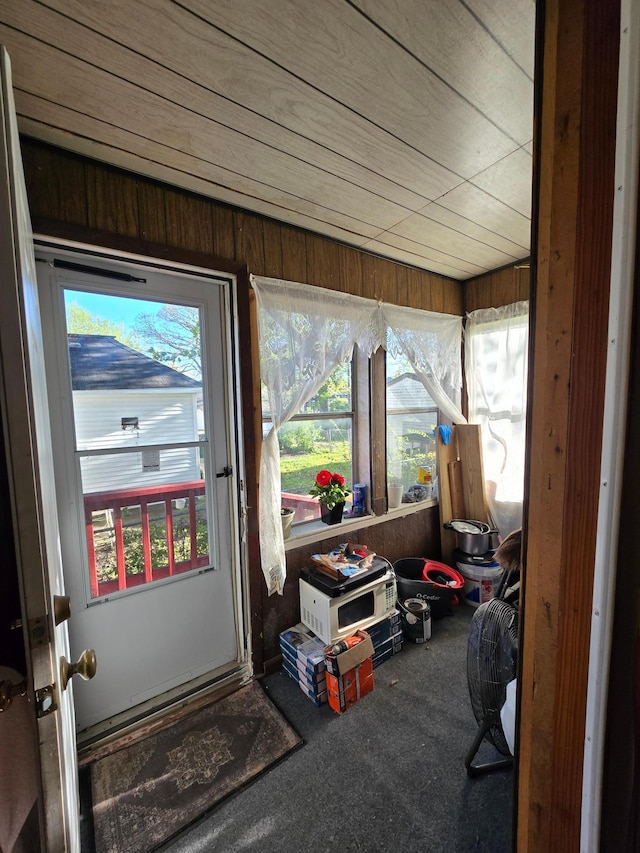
393;557;464;619
455;553;503;608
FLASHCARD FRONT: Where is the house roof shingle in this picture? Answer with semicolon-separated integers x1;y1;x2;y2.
68;334;201;391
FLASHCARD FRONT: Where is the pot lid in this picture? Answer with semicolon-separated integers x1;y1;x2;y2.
449;519;490;534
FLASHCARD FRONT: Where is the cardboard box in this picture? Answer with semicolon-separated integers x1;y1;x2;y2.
279;622;331;707
281;649;327;693
324;630;375;714
372;632;403;668
324;630;375;677
282;654;327;699
279;622;326;674
326;657;374;714
282;664;327;706
297;678;328;707
366;610;401;647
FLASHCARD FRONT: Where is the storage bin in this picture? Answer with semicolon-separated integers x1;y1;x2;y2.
454;553;503;608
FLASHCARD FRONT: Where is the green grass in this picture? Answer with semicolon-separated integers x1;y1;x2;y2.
279;440;436;493
281;442;351;494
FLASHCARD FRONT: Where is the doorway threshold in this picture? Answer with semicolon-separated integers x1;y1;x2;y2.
77;664;250;764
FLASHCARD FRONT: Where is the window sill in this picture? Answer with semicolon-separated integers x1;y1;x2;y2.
283;498;438;551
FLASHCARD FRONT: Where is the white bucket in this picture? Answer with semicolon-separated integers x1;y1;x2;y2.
456;560;503;608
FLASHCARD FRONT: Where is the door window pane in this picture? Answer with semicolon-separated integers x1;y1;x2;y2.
64;291;210;599
83;460;210;598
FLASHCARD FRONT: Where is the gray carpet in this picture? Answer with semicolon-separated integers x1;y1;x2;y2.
156;605;514;853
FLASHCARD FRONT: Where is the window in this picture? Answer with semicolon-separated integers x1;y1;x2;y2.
465;302;529;536
386;340;438;493
252;275;463;594
263;360;356;522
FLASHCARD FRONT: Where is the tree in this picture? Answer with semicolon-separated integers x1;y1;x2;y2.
133;305;201;379
304;362;351;413
66;300;138;348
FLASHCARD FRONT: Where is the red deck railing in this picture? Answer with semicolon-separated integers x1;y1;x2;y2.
84;481;208;598
281;491;321;521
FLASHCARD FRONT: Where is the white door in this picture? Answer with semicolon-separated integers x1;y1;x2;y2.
36;248;246;733
0;46;82;851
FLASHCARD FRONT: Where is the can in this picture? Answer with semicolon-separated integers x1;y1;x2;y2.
417;466;433;484
399;598;432;643
352;483;367;515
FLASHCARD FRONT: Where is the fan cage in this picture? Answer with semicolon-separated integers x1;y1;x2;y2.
467;598;518;755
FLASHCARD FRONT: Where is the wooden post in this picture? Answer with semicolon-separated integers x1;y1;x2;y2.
518;0;620;849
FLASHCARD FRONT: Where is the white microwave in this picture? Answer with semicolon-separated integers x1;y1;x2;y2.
299;570;397;645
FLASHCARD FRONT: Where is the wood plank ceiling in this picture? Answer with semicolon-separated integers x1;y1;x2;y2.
0;0;535;280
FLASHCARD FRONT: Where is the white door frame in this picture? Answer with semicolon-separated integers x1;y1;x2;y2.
35;235;253;744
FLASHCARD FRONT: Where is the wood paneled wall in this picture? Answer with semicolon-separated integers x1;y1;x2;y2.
20;137;463;669
464;263;531;313
22;139;463;311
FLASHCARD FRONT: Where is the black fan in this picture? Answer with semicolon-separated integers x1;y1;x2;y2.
465;597;519;777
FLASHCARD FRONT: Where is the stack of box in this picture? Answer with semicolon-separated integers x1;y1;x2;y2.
279;609;403;712
279;623;328;706
369;608;403;667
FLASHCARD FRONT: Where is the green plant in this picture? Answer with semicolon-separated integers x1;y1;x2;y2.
95;514;209;583
279;423;319;454
308;469;351;509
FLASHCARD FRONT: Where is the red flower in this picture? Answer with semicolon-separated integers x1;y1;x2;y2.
315;469;332;487
309;467;351;508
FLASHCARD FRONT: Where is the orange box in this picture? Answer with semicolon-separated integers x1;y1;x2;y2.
326;657;374;714
324;630;375;714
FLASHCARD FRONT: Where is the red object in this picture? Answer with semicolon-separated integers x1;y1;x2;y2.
84;480;208;598
421;560;465;589
315;469;332;486
326;658;374;714
331;472;345;486
331;635;362;655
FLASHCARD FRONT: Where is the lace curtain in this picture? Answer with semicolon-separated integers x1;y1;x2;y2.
383;303;466;424
465;301;529;538
252;275;465;594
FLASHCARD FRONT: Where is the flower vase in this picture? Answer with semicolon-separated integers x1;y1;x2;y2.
321;502;345;525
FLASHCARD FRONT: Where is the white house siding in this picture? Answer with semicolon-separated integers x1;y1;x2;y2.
74;390;202;494
386;375;437;483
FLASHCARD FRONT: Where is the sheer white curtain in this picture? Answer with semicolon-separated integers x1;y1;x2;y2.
465;301;529;538
253;275;466;594
382;303;466;424
252;276;383;594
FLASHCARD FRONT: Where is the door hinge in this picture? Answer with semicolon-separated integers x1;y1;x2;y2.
35;684;57;718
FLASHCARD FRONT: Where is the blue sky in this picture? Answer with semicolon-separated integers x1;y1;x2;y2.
64;290;165;331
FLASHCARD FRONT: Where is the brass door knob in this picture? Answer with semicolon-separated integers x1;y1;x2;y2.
60;649;97;691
